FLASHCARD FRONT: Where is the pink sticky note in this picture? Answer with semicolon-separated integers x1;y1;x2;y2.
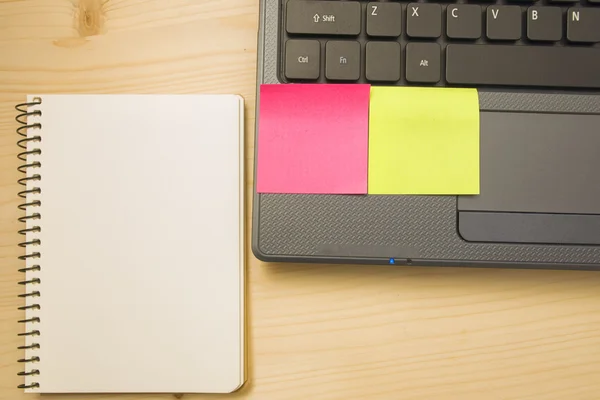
256;84;370;194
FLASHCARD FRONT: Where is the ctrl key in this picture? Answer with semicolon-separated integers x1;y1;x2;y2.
285;40;320;80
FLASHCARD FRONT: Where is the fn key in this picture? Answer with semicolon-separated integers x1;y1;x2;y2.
285;40;320;80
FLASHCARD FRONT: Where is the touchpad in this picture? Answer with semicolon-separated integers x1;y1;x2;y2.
458;111;600;245
459;112;600;215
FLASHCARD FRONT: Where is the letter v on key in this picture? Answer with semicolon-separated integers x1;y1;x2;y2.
487;6;521;40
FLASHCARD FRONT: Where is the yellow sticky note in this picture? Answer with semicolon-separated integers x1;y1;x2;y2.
368;86;480;195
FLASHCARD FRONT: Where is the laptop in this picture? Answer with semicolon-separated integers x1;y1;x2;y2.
252;0;600;269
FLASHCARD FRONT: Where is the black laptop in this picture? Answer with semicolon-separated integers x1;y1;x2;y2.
252;0;600;269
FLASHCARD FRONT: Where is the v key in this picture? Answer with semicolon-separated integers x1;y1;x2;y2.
487;5;522;40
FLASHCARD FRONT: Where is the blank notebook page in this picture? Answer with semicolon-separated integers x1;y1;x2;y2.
22;94;245;393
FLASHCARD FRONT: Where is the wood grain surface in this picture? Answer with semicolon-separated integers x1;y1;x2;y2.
2;1;600;399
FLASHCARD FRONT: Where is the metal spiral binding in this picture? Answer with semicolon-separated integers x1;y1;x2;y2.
16;97;42;390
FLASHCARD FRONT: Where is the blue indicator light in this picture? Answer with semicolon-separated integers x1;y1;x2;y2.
389;258;395;265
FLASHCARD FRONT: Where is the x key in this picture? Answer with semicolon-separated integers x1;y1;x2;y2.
407;3;442;38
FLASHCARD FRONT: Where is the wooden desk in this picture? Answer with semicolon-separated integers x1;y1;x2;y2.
1;1;600;399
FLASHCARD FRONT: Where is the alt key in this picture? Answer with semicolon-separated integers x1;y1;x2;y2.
405;42;441;83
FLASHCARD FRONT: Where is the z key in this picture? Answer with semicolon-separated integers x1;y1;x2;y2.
367;2;402;37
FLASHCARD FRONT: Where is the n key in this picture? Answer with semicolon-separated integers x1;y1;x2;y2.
567;8;600;43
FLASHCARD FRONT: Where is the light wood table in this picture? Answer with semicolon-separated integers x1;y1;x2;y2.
2;1;600;399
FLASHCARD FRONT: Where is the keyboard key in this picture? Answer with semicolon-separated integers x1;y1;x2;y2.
326;41;361;80
366;42;401;82
446;44;600;88
567;8;600;43
367;2;402;37
447;5;482;39
486;6;522;40
285;40;320;80
286;1;361;36
406;43;441;83
527;7;562;41
407;3;442;38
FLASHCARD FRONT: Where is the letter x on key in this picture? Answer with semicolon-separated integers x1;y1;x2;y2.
407;3;441;38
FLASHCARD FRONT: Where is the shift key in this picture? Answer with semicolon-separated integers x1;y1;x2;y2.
286;1;361;36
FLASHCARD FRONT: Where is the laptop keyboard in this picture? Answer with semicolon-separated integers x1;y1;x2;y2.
280;0;600;89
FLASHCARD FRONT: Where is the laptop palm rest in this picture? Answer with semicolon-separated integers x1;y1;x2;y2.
458;111;600;245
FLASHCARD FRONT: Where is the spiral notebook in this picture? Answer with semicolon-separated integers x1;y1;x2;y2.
15;94;245;393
